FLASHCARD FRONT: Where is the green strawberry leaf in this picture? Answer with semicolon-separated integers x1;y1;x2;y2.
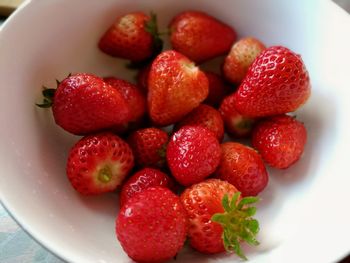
211;192;260;260
36;87;56;108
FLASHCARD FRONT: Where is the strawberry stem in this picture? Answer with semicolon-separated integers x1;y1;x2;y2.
98;166;113;183
211;192;260;260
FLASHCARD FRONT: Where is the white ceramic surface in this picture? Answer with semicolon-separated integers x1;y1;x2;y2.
0;0;350;262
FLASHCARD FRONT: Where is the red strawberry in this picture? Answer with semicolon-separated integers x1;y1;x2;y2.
203;71;231;107
128;127;169;168
66;132;134;195
215;142;268;196
37;73;130;135
234;46;311;117
181;179;260;259
148;50;209;126
252;115;307;169
99;12;162;62
175;104;224;141
167;126;221;186
116;187;187;262
104;77;146;134
223;37;266;84
136;65;151;93
169;11;236;63
219;95;255;137
119;168;175;206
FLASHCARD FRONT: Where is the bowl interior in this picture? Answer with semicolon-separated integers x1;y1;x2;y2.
0;0;350;262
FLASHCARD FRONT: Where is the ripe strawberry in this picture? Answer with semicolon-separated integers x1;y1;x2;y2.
234;46;311;117
167;126;221;186
148;50;209;126
175;104;224;141
169;11;236;63
119;168;175;206
203;71;231;107
37;73;130;135
66;132;134;195
223;37;266;84
219;95;255;137
252;115;307;169
181;179;260;259
136;64;151;93
128;127;169;168
104;77;146;134
116;187;187;262
215;142;268;196
99;12;163;62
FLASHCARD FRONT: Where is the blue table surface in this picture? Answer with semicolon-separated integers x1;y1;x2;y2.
1;1;349;262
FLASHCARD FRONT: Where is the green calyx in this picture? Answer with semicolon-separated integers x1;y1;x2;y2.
235;118;254;131
35;87;56;108
126;12;164;69
98;166;113;183
211;192;260;260
156;142;168;166
145;12;163;56
36;77;66;108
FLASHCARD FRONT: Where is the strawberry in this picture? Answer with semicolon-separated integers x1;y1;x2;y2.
175;104;224;141
119;168;175;206
148;50;209;126
234;46;311;117
181;179;260;259
219;94;255;137
203;71;231;107
169;11;236;63
66;132;134;195
167;126;221;186
99;12;163;62
116;187;187;262
128;127;169;168
104;77;146;134
252;115;307;169
223;37;266;84
37;73;130;135
215;142;268;196
136;64;151;93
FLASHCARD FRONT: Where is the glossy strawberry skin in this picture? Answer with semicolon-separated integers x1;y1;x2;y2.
223;37;266;84
104;77;146;122
52;74;130;135
234;46;311;117
99;12;159;62
119;168;175;206
128;127;169;168
252;115;307;169
216;142;268;196
203;71;231;107
167;126;221;186
148;50;209;126
175;104;225;141
170;11;236;63
219;95;255;137
116;187;187;262
180;179;239;254
66;132;134;195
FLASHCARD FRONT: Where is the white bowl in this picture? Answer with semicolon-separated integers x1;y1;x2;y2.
1;0;350;262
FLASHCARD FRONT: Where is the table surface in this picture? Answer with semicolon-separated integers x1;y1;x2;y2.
1;1;350;262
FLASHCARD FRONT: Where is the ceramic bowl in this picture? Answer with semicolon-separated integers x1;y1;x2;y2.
0;0;350;262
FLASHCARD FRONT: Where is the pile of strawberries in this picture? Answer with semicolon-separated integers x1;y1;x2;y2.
37;10;310;263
